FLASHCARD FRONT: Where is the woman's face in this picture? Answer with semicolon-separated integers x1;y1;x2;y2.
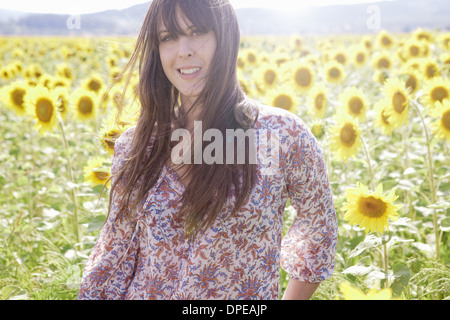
158;8;217;106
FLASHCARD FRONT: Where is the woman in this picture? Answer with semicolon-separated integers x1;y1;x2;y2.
79;0;337;300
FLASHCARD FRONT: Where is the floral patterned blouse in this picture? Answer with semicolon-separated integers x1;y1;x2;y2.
78;104;338;300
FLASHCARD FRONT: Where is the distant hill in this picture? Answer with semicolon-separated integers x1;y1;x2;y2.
0;0;449;36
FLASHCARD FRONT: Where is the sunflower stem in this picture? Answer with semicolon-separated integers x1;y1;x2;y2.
410;99;439;261
57;116;80;243
360;135;375;191
383;235;389;289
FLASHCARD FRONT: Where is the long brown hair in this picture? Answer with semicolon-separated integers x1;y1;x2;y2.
105;0;259;238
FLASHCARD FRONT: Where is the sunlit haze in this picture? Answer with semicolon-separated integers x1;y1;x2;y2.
0;0;393;15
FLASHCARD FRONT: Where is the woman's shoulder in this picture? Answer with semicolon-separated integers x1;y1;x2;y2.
254;103;309;134
114;125;136;154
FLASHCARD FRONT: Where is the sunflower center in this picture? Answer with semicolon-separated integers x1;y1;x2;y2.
11;88;25;109
426;65;438;78
405;74;417;93
315;93;325;110
94;171;110;181
409;45;419;57
340;123;357;147
393;91;407;113
442;111;450;130
431;86;449;103
274;94;294;110
264;69;276;85
295;68;312;87
381;108;391;125
88;80;101;92
247;52;256;64
78;97;93;115
356;53;365;63
377;57;390;69
335;54;346;64
36;98;54;123
358;196;387;218
381;36;392;47
329;67;341;79
348;97;363;115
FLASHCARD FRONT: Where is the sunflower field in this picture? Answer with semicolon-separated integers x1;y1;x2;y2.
0;28;449;300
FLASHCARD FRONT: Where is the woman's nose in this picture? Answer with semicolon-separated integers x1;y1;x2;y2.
177;37;194;59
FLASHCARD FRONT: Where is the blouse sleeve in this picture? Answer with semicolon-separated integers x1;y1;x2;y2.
78;127;141;300
280;118;338;284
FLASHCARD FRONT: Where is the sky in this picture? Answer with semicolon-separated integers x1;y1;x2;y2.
0;0;393;15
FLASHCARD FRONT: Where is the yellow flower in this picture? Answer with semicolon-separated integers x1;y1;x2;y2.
396;66;422;96
343;182;402;234
53;87;70;120
431;100;450;142
290;62;315;93
339;282;393;300
0;80;28;116
83;158;111;188
329;114;362;162
338;87;369;121
382;78;411;128
402;39;425;60
81;74;105;94
254;62;279;93
350;45;368;68
377;30;395;50
310;121;326;140
23;86;59;135
421;76;450;109
374;99;395;136
289;34;303;51
324;61;346;84
308;83;328;118
372;51;393;70
266;89;297;112
56;63;74;82
420;58;440;80
71;87;98;121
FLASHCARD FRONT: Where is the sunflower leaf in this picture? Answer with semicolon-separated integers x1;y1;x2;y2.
348;234;382;258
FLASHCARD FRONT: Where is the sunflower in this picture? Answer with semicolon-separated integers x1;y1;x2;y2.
382;78;411;128
71;87;98;121
289;34;303;51
324;61;346;84
81;74;105;94
310;121;326;140
56;63;74;82
0;80;28;115
396;66;422;96
423;59;441;80
402;39;424;60
308;83;328;118
83;158;111;188
421;76;450;109
373;99;395;136
339;282;393;300
254;62;279;93
329;113;362;162
350;45;368;68
342;182;402;233
377;30;395;50
290;62;315;93
53;87;70;119
431;99;450;142
99;106;138;155
338;87;369;121
372;52;393;70
266;88;297;112
23;86;59;135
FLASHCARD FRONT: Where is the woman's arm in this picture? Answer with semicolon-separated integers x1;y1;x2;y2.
282;278;320;300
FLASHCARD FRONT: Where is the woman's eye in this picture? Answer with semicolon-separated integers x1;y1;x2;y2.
192;30;205;37
160;35;172;42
